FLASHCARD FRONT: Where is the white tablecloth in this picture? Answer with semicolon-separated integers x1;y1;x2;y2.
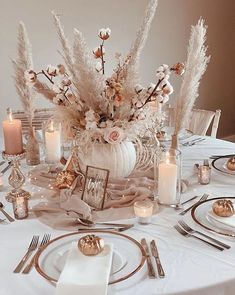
0;136;235;295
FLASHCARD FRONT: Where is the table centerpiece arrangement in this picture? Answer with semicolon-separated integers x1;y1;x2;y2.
8;0;210;218
19;0;185;179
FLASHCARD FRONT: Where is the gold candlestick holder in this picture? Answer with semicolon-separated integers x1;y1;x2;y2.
2;151;30;203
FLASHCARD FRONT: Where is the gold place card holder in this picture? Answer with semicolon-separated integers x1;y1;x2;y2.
81;166;109;210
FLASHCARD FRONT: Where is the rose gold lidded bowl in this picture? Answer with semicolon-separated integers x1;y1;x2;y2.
78;234;105;256
226;157;235;171
212;199;235;217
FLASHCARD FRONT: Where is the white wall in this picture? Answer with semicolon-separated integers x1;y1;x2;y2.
0;0;234;137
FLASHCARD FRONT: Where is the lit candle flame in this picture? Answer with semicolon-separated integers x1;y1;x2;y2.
49;120;54;132
7;108;13;122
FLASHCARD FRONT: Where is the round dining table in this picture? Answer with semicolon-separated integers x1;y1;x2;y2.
0;136;235;295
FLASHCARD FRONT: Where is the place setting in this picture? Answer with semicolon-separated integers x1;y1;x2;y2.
0;0;235;295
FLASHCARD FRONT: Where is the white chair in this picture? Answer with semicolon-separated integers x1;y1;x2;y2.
12;108;53;135
165;106;221;138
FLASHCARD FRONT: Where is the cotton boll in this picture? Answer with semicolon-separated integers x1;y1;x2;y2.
135;84;143;94
98;28;111;40
147;83;156;94
46;64;58;76
156;71;165;80
162;81;174;95
93;47;105;58
95;61;103;72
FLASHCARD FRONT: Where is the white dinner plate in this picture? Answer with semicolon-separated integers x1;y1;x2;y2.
207;210;235;231
191;197;235;237
35;230;146;285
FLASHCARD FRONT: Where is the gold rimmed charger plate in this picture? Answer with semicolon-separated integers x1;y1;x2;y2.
191;197;235;237
212;157;235;176
34;229;146;285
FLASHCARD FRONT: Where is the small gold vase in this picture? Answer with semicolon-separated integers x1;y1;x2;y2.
26;127;40;166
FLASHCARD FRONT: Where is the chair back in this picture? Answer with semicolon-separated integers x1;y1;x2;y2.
165;105;221;137
188;109;221;137
12;108;53;135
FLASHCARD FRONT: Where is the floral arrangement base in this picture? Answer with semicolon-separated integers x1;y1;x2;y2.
78;141;136;178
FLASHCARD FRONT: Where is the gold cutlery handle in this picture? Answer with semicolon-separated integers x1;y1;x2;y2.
192;235;224;251
196;231;230;249
155;257;165;278
0;208;14;222
22;252;37;274
146;257;156;278
13;250;34;273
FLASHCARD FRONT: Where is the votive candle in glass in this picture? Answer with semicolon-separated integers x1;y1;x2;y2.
198;165;211;185
134;200;154;224
12;196;28;219
157;149;181;206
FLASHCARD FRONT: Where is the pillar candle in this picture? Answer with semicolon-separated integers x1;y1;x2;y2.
158;158;178;205
45;121;61;163
2;111;23;155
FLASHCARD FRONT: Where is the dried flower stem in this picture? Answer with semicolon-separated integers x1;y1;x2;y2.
100;40;105;74
138;78;163;109
35;70;72;105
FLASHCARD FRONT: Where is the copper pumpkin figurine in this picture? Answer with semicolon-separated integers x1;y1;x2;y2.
78;234;104;256
212;199;235;217
54;171;77;189
226;157;235;171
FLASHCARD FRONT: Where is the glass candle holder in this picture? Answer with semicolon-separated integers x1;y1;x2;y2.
43;120;61;164
157;148;181;206
198;165;211;185
134;200;154;224
12;196;28;219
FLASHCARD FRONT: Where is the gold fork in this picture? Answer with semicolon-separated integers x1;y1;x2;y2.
13;235;39;273
174;225;224;251
22;234;51;274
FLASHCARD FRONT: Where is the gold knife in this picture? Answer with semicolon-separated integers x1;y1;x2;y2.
150;240;165;278
141;238;156;278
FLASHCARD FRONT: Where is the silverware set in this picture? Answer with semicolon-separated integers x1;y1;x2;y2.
77;223;134;232
13;234;51;274
174;220;231;251
141;238;165;279
182;138;205;146
66;210;134;232
179;194;208;216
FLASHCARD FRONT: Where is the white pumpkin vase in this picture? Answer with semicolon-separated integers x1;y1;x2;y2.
78;141;136;178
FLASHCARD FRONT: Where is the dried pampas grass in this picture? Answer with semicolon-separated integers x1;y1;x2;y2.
174;19;210;135
73;29;106;110
123;0;158;100
52;11;79;85
12;22;35;127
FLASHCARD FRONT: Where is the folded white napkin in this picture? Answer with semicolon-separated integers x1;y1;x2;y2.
55;242;113;295
208;210;235;230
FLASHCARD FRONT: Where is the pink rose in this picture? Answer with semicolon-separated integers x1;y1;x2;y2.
104;127;124;144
